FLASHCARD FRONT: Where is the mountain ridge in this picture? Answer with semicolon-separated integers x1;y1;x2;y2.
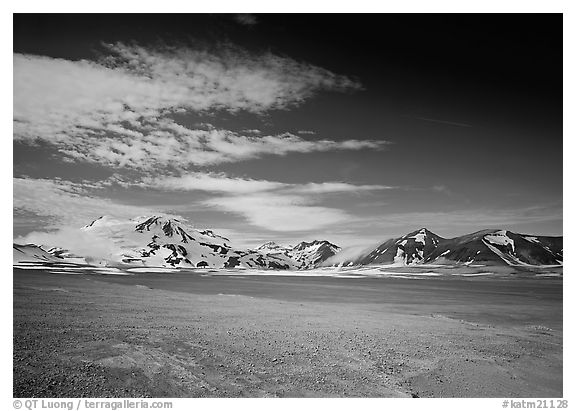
328;228;562;268
13;217;562;269
14;215;340;270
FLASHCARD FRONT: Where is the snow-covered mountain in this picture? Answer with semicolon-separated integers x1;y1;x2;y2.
14;215;339;270
255;241;293;255
291;240;341;269
256;239;341;269
354;228;443;266
76;215;304;269
13;243;60;264
13;217;560;270
332;228;563;267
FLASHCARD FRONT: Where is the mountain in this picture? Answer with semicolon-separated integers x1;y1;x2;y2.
77;215;303;269
255;241;293;255
14;216;340;270
256;240;341;269
356;228;444;266
336;228;562;267
291;240;341;269
13;243;61;264
13;217;560;270
478;230;562;266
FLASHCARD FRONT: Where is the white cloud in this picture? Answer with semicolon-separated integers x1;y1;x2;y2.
152;173;285;194
144;173;393;231
14;44;360;142
54;126;387;170
205;193;354;232
322;243;379;265
15;228;119;263
290;182;395;194
104;42;362;111
149;172;393;194
57;126;388;170
13;171;394;236
13;177;160;229
14;46;383;170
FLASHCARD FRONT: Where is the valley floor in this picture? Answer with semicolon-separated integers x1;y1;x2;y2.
13;269;562;397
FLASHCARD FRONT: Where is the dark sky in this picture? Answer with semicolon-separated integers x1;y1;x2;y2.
13;14;563;247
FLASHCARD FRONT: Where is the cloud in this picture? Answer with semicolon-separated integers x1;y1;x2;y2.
204;193;354;232
152;173;286;194
138;173;394;232
54;125;389;170
14;44;360;142
149;173;394;195
136;173;394;232
13;174;381;236
290;182;395;194
13;177;160;229
15;228;119;263
431;185;453;196
322;243;379;265
233;14;258;26
103;42;362;110
414;117;473;128
13;173;394;237
13;46;380;171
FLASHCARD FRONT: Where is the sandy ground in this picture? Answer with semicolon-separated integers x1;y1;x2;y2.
13;270;562;398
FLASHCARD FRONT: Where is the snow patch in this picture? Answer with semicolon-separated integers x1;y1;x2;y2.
126;267;181;273
484;230;515;252
409;232;427;244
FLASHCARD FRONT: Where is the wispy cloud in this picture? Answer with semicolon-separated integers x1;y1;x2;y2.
15;227;120;263
430;185;454;196
13;177;159;229
204;193;354;232
151;173;286;194
414;117;473;128
15;43;360;131
53;125;389;170
13;42;395;239
13;45;380;171
147;173;393;232
14;43;360;142
149;173;394;195
290;182;395;194
14;173;394;235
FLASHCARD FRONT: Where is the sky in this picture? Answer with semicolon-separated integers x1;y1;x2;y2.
13;13;563;249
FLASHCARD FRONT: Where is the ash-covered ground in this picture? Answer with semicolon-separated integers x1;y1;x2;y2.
13;269;562;397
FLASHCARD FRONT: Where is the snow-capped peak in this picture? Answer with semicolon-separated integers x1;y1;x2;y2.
408;228;429;244
255;241;285;252
254;239;340;269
